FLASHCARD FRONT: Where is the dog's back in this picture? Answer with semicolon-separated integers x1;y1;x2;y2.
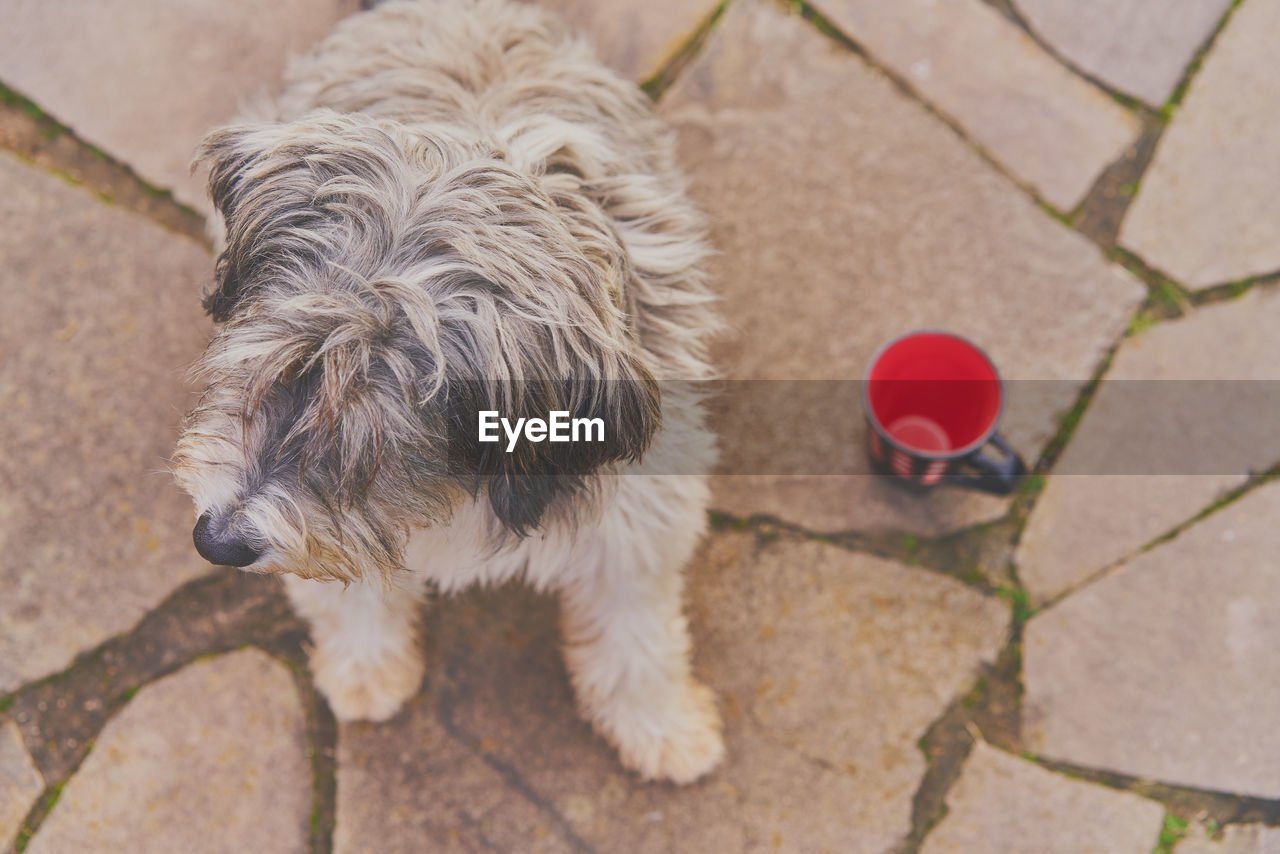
272;0;719;383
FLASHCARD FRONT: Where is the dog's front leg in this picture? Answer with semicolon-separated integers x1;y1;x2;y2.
558;547;724;784
283;575;425;722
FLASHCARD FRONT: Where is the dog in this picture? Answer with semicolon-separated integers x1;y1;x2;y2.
172;0;724;783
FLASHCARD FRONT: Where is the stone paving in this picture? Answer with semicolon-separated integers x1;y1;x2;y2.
1;1;1278;852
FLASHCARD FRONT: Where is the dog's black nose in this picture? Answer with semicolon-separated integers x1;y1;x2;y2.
193;513;262;567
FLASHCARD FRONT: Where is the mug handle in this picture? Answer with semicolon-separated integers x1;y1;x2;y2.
949;433;1027;495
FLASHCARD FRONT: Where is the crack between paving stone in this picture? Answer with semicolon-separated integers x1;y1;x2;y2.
890;622;1027;854
738;627;1021;854
0;569;308;852
455;809;504;854
1048;0;1245;254
270;651;340;854
641;0;731;101
796;0;1275;322
977;0;1246;251
981;0;1156;114
1115;246;1280;326
764;0;1280;614
784;0;1098;222
0;0;732;261
1030;462;1280;618
707;509;1016;595
1017;754;1280;831
433;648;601;854
0;82;210;249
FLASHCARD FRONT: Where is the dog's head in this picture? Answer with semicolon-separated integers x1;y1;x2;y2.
173;111;659;582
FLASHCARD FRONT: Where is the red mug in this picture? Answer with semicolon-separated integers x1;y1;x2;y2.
863;330;1026;494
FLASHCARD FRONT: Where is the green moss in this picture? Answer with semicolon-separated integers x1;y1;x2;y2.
1017;472;1046;498
1109;90;1145;112
788;0;858;47
14;782;68;852
707;510;751;532
1035;199;1073;227
961;675;987;709
0;82;63;132
1151;280;1188;313
1153;813;1189;854
639;0;730;99
1160;0;1243;121
995;585;1033;623
1127;312;1156;336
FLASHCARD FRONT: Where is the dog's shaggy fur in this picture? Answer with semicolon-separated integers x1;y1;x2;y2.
172;0;724;782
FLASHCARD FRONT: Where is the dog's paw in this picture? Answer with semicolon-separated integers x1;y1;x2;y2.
309;641;425;723
614;679;725;785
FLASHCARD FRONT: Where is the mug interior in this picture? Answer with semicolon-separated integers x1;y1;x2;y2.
866;331;1003;457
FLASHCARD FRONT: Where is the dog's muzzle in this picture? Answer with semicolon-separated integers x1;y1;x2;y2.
193;512;262;567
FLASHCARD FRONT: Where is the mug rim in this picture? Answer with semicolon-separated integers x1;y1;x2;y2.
862;328;1006;461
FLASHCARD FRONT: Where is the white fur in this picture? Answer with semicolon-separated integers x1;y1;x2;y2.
286;407;723;782
179;0;725;784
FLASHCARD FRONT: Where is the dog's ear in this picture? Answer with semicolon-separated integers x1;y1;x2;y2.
194;123;274;321
448;354;661;535
193;121;322;322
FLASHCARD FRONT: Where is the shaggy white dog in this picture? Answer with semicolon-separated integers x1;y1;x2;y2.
172;0;724;783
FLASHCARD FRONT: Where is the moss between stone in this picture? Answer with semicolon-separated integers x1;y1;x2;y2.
1153;812;1190;854
639;0;731;100
13;781;65;853
1160;0;1245;122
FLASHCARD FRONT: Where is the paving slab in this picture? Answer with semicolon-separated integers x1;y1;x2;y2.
0;154;213;693
660;0;1144;535
0;719;44;847
0;0;362;211
920;741;1164;854
1120;0;1280;288
1024;480;1280;798
1016;287;1280;605
1177;824;1280;854
1013;0;1232;107
823;0;1140;210
535;0;717;81
336;533;1009;854
26;649;310;854
0;0;707;211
